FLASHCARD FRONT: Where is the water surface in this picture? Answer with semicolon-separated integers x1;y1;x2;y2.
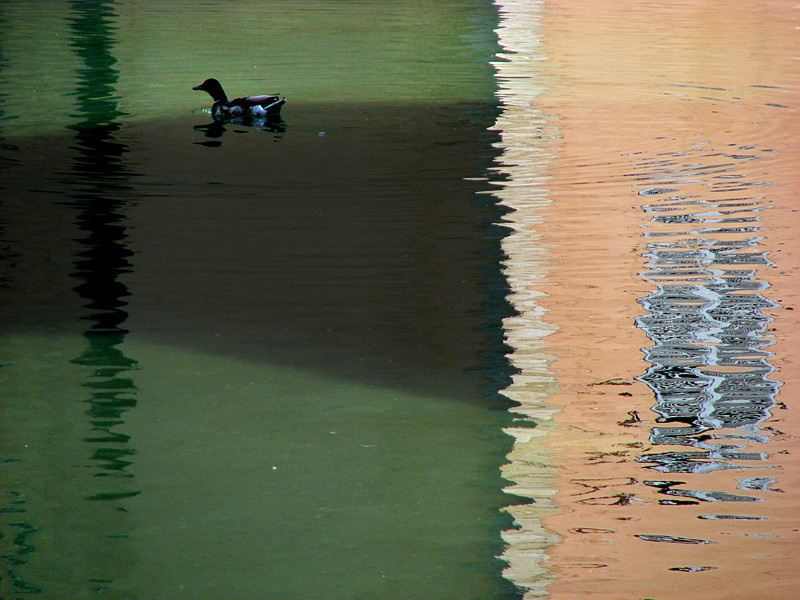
0;1;520;598
494;1;800;598
5;1;799;598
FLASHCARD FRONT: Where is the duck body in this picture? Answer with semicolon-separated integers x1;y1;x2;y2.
193;78;287;120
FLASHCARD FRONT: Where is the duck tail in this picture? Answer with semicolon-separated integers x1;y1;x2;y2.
265;98;287;114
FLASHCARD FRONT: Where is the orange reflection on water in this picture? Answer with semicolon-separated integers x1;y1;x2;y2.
496;0;800;597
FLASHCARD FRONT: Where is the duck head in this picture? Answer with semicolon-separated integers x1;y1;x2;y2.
193;78;228;103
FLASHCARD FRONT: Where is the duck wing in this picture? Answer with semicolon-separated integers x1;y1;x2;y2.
229;94;282;108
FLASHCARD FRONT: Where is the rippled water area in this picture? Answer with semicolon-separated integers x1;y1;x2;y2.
0;1;518;598
2;1;799;599
496;1;800;598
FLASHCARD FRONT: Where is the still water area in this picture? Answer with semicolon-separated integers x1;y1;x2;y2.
1;1;798;599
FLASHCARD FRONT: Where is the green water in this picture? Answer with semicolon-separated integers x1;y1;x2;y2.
2;0;498;135
0;1;520;598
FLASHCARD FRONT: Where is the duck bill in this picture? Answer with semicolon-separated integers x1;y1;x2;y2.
192;84;203;90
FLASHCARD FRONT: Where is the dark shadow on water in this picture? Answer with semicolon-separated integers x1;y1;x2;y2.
0;99;510;408
1;100;512;400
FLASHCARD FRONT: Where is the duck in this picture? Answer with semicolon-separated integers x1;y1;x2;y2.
193;78;287;119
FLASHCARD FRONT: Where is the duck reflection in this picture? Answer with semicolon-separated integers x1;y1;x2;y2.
194;115;286;146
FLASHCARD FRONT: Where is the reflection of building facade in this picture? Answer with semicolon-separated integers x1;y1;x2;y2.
490;1;560;596
495;1;800;598
633;148;781;481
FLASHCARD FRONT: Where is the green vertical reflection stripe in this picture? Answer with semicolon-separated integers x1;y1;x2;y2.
68;0;125;127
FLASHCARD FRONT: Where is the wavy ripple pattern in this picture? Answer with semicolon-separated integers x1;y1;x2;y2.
495;0;800;597
632;144;782;494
